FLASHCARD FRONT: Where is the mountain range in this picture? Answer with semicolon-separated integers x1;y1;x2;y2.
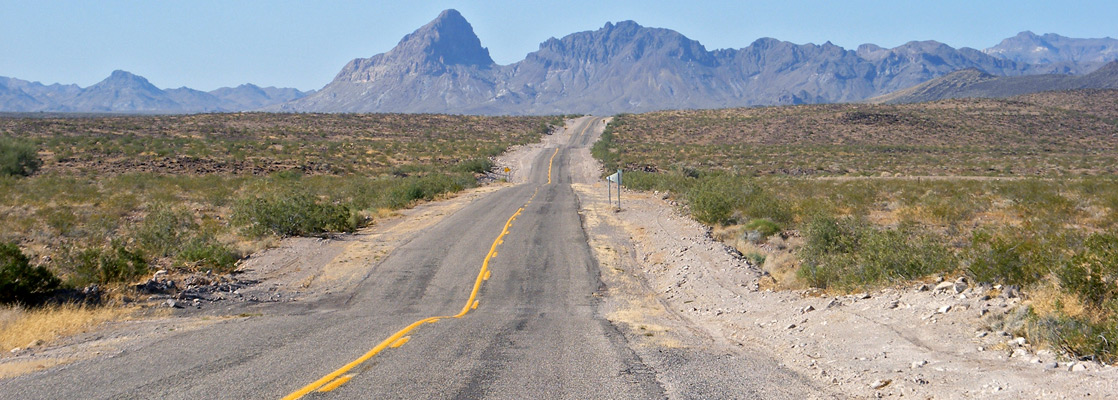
273;10;1118;115
0;70;310;113
870;60;1118;104
4;9;1118;115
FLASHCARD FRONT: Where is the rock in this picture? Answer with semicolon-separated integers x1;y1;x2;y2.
26;339;43;348
936;304;952;314
1045;362;1060;369
154;269;168;276
934;281;955;292
825;298;842;309
1070;363;1088;372
1012;337;1027;346
856;293;871;300
1003;285;1020;298
9;348;20;353
910;360;927;368
801;305;815;313
953;281;968;294
915;283;930;292
163;299;182;308
869;379;892;390
886;300;899;309
976;331;989;338
1012;348;1029;358
786;324;797;330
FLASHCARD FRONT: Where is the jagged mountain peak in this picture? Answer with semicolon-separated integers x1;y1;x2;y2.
534;20;714;66
93;70;162;92
394;8;494;67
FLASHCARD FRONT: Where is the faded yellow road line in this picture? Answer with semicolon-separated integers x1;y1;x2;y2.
547;148;559;184
281;186;545;399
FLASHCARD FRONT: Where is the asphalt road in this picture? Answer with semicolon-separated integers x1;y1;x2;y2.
0;117;668;399
2;117;830;399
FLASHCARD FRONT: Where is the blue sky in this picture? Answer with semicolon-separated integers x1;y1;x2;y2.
1;1;1115;91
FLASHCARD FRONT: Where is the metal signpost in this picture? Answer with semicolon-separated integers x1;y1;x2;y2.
606;169;622;210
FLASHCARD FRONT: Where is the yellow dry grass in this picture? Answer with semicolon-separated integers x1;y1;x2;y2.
0;303;135;353
1029;282;1091;322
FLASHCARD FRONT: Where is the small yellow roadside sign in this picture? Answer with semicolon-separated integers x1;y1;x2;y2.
503;167;510;173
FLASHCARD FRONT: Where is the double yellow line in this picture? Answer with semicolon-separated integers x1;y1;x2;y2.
282;136;571;398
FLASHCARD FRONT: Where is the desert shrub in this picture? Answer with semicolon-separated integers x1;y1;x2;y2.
739;184;793;224
687;175;738;225
382;174;466;209
232;191;355;238
69;242;148;286
0;137;41;177
966;230;1051;287
1030;312;1118;364
798;216;954;290
745;252;766;266
591;119;621;172
0;243;60;304
620;170;694;194
1058;233;1118;308
456;158;493;174
135;204;196;258
745;218;781;240
177;235;238;273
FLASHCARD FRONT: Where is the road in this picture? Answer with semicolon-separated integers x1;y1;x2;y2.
1;117;828;399
0;117;661;399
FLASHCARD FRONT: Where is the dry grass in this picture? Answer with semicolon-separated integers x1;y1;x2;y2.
0;304;135;353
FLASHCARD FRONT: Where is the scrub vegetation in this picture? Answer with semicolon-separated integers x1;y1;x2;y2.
593;90;1118;362
0;112;560;307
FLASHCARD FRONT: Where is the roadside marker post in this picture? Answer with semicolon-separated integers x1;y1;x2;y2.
606;169;622;211
503;167;511;181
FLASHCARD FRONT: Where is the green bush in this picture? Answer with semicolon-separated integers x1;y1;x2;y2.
382;175;466;209
456;158;493;174
0;137;42;177
966;231;1050;287
177;235;239;273
687;175;738;225
1030;312;1118;364
70;242;148;286
135;204;196;258
1058;233;1118;308
745;218;781;240
232;191;355;238
0;242;60;304
798;216;955;290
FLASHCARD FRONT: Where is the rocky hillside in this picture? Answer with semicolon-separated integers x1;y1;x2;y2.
0;71;310;113
276;10;1115;115
870;60;1118;104
984;31;1118;73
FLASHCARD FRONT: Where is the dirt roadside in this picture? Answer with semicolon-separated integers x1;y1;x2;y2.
572;182;1118;398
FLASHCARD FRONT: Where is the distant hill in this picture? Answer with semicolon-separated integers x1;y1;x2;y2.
984;31;1118;73
869;61;1118;104
0;71;310;113
275;10;1118;115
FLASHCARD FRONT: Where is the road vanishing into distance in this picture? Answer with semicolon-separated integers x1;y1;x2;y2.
0;117;824;399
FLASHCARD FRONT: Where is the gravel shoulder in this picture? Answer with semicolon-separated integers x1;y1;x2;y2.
572;183;1118;398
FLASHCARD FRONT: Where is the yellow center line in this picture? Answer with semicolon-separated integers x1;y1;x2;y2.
547;119;592;185
547;148;559;184
316;375;353;393
281;180;551;398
